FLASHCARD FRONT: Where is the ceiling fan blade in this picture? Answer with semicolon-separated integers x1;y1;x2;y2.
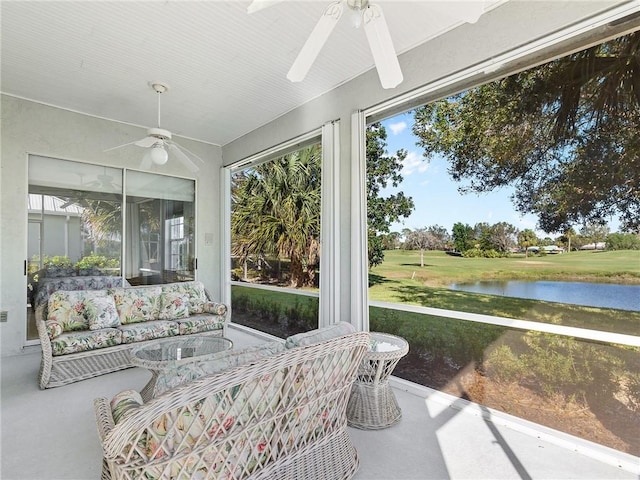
140;151;153;170
103;139;142;153
168;142;200;173
287;1;343;83
363;3;403;89
247;0;284;14
59;198;75;209
135;136;160;148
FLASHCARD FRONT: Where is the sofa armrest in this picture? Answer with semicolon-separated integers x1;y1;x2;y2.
94;397;115;446
35;306;54;390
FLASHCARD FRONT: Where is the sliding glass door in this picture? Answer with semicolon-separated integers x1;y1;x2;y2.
27;156;196;341
125;171;195;285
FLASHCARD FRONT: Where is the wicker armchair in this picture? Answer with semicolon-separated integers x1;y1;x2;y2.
94;332;369;480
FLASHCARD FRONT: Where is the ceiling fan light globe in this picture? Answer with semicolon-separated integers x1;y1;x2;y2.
150;145;169;165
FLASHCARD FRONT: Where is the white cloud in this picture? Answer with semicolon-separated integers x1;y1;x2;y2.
389;121;407;135
401;151;428;176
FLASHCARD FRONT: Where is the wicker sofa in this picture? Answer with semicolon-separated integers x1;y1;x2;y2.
94;323;369;480
36;280;227;389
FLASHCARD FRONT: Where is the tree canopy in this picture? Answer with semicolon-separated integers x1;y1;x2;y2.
231;146;321;287
413;32;640;234
231;126;415;284
367;123;415;267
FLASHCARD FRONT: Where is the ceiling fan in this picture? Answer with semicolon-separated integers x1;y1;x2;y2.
59;171;119;208
248;0;486;89
105;82;203;172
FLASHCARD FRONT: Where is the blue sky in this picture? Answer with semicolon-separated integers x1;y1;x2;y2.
379;112;551;237
379;112;624;238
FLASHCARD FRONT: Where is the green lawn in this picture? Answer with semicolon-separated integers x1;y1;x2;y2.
370;249;640;287
368;249;640;335
231;249;640;335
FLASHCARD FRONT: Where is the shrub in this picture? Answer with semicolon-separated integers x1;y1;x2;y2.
370;307;505;369
520;331;623;399
486;345;527;382
43;255;73;267
75;253;119;269
462;248;507;258
626;372;640;411
230;290;318;337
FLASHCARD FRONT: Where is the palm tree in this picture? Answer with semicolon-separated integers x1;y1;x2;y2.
231;145;322;287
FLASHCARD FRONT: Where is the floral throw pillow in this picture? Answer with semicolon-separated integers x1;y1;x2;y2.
203;301;227;316
47;290;97;331
113;287;162;324
110;389;144;424
175;282;208;314
158;291;190;320
45;320;63;340
86;295;120;330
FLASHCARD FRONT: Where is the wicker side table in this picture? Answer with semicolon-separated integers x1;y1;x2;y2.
347;332;409;430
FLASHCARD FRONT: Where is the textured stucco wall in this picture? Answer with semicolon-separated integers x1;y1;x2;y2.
0;95;223;356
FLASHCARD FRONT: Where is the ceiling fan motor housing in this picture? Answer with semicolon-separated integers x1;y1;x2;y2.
147;127;172;140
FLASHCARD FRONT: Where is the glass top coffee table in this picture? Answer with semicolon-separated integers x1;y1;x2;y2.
130;335;233;400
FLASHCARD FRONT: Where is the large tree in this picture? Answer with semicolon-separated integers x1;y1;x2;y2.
405;225;450;266
231;146;321;288
413;32;640;233
487;221;519;253
518;228;538;257
367;123;415;267
452;222;474;252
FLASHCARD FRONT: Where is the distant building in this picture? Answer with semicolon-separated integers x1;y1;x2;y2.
579;242;606;250
526;245;565;254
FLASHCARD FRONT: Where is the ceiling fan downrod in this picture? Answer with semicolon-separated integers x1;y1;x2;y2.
149;81;169;129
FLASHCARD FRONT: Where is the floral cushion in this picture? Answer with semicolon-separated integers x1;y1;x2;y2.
34;275;123;312
111;390;144;424
45;320;63;340
203;301;227;316
153;341;285;396
158;291;190;320
124;396;277;479
86;295;120;330
175;314;225;336
51;328;122;356
113;287;162;324
43;266;76;278
279;347;355;453
130;361;284;478
285;321;356;348
48;290;110;332
117;320;178;344
165;281;208;314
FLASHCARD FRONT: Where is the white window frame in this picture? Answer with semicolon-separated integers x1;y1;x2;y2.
350;2;640;348
221;122;340;329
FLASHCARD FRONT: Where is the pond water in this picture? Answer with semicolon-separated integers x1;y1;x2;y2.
449;280;640;311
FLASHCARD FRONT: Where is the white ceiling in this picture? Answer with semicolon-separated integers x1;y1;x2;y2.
1;0;507;147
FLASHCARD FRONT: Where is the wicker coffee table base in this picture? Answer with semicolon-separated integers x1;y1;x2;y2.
347;381;402;429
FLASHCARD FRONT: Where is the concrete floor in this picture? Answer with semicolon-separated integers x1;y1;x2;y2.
2;325;638;480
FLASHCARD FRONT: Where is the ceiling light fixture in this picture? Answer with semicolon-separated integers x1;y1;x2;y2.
150;144;169;165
